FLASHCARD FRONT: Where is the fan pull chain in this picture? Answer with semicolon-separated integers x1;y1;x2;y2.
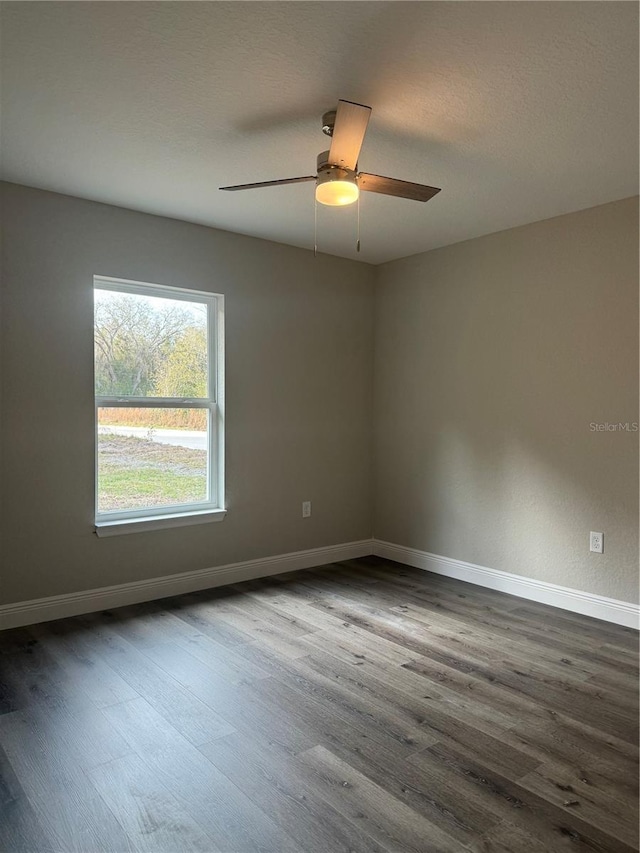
314;196;318;258
356;191;361;253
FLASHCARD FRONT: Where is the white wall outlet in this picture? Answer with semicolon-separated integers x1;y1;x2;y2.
302;501;311;518
590;531;604;553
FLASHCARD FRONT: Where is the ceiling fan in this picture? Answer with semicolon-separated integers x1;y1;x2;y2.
220;99;441;209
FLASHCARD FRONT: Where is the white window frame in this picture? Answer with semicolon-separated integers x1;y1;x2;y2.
94;276;225;534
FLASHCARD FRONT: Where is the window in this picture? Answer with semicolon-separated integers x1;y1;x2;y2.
94;276;224;534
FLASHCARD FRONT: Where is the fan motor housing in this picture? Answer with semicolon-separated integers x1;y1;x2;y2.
316;151;356;184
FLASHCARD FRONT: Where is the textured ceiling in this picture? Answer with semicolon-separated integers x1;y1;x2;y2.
1;2;638;264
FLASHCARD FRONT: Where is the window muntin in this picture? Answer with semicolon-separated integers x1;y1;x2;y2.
94;277;223;524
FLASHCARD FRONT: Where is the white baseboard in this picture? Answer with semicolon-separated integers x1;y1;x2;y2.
373;540;639;630
0;539;374;630
2;537;637;631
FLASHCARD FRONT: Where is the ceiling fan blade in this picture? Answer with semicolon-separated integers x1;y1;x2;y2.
328;100;372;170
220;176;316;191
358;173;441;203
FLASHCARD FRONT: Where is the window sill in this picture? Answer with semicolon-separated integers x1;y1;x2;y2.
95;509;227;538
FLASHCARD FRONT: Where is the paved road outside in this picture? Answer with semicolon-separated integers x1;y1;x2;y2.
98;425;207;451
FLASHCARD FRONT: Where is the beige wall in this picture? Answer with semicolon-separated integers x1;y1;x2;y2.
0;183;375;604
374;197;639;603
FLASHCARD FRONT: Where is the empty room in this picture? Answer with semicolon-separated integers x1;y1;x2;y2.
0;2;638;852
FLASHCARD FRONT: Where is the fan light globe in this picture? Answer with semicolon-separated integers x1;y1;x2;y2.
315;177;359;206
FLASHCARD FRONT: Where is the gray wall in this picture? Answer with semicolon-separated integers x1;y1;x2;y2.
0;183;375;603
375;197;639;603
2;185;638;608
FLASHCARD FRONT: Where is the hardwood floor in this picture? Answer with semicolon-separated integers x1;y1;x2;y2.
0;556;637;852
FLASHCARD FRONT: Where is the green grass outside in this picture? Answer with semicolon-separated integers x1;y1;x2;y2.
98;434;207;512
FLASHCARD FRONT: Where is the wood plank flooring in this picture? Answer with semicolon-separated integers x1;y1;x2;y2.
0;556;637;852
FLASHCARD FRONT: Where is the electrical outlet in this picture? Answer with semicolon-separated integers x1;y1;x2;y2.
590;531;604;553
302;501;311;518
